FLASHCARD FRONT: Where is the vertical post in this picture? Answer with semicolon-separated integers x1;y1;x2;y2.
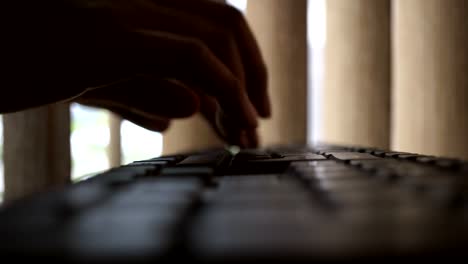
108;113;122;166
163;114;224;155
3;103;71;202
322;0;391;148
246;0;308;146
392;0;468;159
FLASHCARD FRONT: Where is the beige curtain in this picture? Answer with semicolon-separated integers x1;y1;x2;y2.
322;0;391;149
391;0;468;159
3;103;71;202
246;0;308;147
323;0;468;159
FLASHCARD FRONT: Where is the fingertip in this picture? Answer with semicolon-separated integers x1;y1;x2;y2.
220;79;258;128
239;90;259;128
230;129;258;149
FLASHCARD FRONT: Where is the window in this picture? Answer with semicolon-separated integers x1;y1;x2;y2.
71;104;110;179
226;0;247;11
71;104;163;180
121;120;163;164
308;0;327;143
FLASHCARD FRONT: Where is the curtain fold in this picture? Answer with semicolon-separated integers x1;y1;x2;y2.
246;0;308;146
322;0;391;149
392;0;468;159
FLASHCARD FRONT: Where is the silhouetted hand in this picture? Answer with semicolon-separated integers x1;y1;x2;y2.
1;0;270;148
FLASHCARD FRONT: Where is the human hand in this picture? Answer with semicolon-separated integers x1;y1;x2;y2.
2;0;269;148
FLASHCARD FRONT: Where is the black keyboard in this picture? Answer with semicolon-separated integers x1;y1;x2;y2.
1;144;468;262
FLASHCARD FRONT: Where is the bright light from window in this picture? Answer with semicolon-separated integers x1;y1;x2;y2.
227;0;247;12
308;0;327;144
70;104;110;179
121;120;163;164
308;0;326;48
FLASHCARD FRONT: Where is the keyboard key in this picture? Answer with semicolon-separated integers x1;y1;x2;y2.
325;152;381;160
245;154;327;164
189;208;324;259
266;145;312;154
205;175;314;207
304;170;369;181
134;177;202;192
228;160;291;175
178;150;231;167
217;175;301;192
312;145;351;152
304;166;352;175
415;156;437;164
372;151;413;158
64;207;179;260
235;149;272;160
348;159;401;172
94;166;154;186
128;160;169;166
160;166;214;176
370;150;386;157
434;158;463;170
315;178;382;192
274;152;310;157
396;154;427;161
204;191;315;208
290;160;341;168
150;155;186;164
58;183;110;214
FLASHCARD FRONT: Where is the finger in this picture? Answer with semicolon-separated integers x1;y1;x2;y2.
109;29;258;128
198;94;243;146
216;109;260;148
152;0;270;117
80;77;200;119
199;94;259;148
76;98;171;132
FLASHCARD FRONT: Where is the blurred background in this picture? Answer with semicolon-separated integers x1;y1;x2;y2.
1;0;467;202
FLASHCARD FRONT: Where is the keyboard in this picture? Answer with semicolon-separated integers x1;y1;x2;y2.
1;144;468;262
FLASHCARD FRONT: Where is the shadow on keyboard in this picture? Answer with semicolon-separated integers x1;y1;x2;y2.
1;144;467;262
